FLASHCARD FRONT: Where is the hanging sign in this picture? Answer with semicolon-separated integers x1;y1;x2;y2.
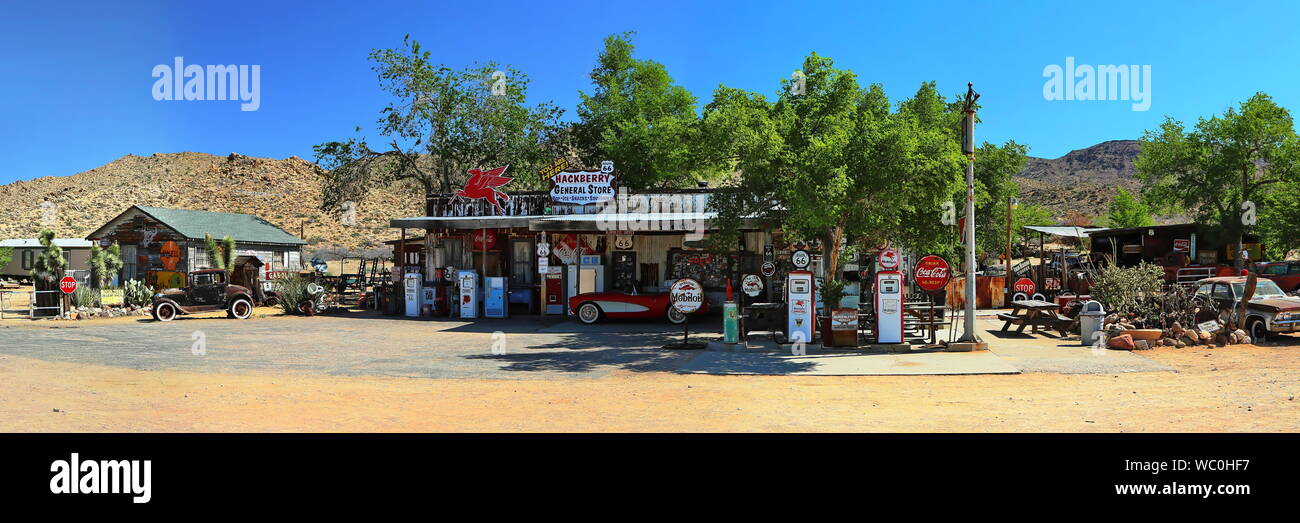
537;257;549;274
761;261;776;278
613;236;633;250
913;255;952;293
536;242;550;257
553;235;578;264
741;274;763;297
763;244;774;262
791;250;810;269
549;168;617;205
455;166;513;213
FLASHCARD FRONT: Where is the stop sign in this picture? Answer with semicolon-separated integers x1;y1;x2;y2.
59;276;78;294
1013;277;1036;295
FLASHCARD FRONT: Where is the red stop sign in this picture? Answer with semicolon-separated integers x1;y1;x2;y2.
1013;277;1036;295
59;276;78;294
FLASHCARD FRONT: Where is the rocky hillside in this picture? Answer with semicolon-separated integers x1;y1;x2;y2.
1015;139;1144;220
0;152;423;251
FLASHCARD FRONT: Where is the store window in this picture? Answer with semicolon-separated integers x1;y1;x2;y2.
21;250;34;270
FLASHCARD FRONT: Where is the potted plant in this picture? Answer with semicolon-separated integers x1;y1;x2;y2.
819;279;858;347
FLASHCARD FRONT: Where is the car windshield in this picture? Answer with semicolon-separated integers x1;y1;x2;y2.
1231;280;1287;299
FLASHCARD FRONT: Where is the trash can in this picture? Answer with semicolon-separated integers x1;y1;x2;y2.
1078;300;1105;346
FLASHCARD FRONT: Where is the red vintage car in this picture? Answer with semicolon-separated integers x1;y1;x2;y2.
1254;261;1300;293
568;289;710;324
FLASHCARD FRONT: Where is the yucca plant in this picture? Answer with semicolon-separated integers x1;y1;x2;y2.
273;275;312;314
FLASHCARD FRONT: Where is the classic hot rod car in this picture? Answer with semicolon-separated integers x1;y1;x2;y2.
151;269;256;321
568;288;710;324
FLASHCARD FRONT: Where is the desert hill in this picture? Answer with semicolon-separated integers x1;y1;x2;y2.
1014;139;1143;220
0;152;423;253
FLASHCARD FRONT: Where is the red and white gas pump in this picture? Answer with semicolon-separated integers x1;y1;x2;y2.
875;247;904;343
785;270;816;344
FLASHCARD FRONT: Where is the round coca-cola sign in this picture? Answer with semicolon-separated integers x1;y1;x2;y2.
913;255;951;292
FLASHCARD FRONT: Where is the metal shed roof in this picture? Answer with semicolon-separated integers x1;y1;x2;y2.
1022;225;1104;238
88;206;306;245
0;238;93;248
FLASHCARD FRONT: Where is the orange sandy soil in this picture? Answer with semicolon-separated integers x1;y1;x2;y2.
1;335;1297;432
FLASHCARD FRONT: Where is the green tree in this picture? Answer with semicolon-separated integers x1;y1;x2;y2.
87;242;124;289
1104;187;1155;228
574;32;719;189
1135;92;1300;266
0;247;12;273
1012;203;1057;248
967;140;1029;257
30;229;66;289
204;233;236;270
314;35;564;215
704;54;965;287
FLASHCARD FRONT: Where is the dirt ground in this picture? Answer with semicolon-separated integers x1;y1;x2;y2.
2;323;1297;431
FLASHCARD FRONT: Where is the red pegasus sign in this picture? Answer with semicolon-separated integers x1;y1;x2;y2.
914;255;951;292
456;166;513;213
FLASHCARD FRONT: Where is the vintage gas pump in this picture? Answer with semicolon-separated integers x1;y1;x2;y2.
785;270;815;344
403;272;421;318
457;269;481;319
875;269;904;343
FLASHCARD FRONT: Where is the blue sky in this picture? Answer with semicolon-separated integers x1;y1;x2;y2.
2;0;1298;185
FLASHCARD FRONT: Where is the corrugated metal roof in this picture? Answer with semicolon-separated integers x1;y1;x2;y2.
1022;225;1105;238
0;238;93;248
134;206;305;245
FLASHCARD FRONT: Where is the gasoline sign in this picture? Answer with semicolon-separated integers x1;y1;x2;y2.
760;262;776;278
741;274;763;297
878;248;900;270
669;278;704;314
791;250;810;269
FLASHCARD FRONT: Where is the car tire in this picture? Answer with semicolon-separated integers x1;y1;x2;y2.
1247;317;1269;344
666;306;687;324
577;302;602;324
229;298;253;320
152;302;177;322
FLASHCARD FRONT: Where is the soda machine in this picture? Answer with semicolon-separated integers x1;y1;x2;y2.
484;276;508;318
544;266;565;315
457;269;481;319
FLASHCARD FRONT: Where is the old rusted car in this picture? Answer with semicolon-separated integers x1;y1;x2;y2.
1193;276;1300;341
151;269;255;321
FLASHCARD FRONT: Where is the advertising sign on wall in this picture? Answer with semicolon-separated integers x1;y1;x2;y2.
913;255;952;293
549;169;617;205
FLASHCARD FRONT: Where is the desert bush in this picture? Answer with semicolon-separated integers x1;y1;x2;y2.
123;279;154;307
273;275;313;314
1091;261;1165;317
70;286;100;308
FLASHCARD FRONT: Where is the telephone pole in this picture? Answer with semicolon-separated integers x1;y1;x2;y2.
954;83;986;350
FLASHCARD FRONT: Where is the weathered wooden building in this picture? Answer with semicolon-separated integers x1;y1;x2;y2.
85;205;306;288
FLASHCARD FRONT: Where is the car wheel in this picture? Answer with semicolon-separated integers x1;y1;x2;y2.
229;298;253;319
577;302;602;324
1248;318;1269;344
152;302;177;322
666;306;687;324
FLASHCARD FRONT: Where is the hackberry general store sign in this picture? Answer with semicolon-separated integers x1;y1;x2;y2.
549;163;617;205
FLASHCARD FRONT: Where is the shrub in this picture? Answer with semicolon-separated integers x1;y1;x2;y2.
70;286;100;308
1091;261;1165;318
273;275;313;314
123;279;155;307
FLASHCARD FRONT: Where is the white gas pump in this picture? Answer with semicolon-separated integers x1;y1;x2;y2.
403;273;422;318
785;270;815;344
875;270;904;343
457;269;480;319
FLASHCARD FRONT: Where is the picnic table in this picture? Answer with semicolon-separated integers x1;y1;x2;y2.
905;301;950;344
998;299;1068;336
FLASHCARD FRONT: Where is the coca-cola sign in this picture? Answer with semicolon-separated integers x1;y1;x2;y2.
913;255;951;292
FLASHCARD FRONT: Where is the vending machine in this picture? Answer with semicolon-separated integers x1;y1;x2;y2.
484;277;508;318
457;269;481;319
875;270;904;343
544;266;565;315
785;270;815;344
565;254;604;301
403;273;422;318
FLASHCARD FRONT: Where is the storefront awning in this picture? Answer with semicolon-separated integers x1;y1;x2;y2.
1022;225;1103;238
389;216;543;229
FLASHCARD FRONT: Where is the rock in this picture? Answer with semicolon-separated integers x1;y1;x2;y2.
1133;340;1151;350
1108;334;1137;350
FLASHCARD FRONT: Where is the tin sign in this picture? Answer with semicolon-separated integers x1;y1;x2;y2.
913;255;951;292
669;278;704;314
741;274;763;297
760;262;776;278
791;250;810;269
878;248;900;270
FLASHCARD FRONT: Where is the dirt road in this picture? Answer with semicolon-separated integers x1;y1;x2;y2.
1;337;1296;432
